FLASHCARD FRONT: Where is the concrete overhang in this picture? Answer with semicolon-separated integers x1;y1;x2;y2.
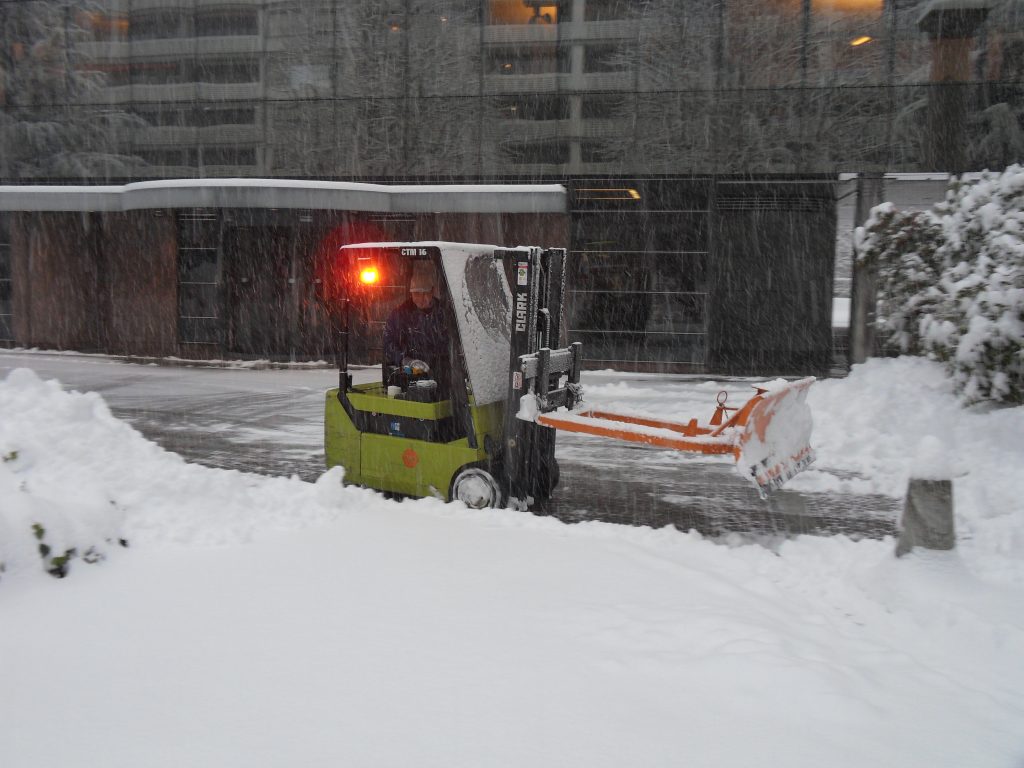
0;178;568;214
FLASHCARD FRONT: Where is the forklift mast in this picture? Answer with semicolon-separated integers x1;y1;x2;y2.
496;246;583;505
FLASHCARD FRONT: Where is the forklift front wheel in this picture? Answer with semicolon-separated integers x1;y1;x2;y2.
450;467;503;510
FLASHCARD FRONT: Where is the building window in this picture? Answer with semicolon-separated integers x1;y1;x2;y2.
83;63;129;87
122;58;260;85
130;60;188;85
487;45;569;75
194;108;257;127
83;12;129;42
584;44;627;73
583;0;633;22
503;140;569;165
134;107;185;127
129;9;258;39
581;139;624;163
131;11;188;40
202;147;257;166
135;107;257;128
195;10;259;37
137;147;255;168
581;94;627;119
496;95;569;120
137;148;199;167
488;0;563;25
194;59;260;84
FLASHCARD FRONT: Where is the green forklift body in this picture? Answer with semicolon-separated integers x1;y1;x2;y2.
325;382;505;500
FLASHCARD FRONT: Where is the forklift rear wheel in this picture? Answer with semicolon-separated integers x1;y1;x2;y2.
451;467;503;510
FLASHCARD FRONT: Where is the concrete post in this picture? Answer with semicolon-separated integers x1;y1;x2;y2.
896;478;956;556
849;172;885;365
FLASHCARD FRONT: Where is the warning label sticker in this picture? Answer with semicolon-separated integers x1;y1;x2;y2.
517;263;528;286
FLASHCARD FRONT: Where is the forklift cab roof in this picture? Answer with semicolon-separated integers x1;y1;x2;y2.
340;241;523;406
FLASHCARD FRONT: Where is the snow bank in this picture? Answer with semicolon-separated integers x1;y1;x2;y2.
0;368;373;575
573;359;1024;585
793;357;1024;585
2;365;1024;768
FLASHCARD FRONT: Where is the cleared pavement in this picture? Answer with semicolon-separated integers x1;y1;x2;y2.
0;350;898;540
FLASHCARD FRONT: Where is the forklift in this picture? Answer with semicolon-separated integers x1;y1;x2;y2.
325;242;816;510
325;242;577;509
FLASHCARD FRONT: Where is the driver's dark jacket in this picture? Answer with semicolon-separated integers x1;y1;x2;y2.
383;298;449;372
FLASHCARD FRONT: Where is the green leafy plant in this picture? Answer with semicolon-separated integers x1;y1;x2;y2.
27;522;128;579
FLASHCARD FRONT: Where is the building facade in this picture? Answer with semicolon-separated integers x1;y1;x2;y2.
2;1;1019;373
2;0;1021;180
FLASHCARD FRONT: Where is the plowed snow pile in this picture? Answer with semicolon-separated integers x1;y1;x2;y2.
1;361;1022;768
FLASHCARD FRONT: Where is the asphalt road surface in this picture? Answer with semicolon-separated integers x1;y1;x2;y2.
1;350;899;540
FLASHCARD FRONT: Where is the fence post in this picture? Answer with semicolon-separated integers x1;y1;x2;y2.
849;172;884;365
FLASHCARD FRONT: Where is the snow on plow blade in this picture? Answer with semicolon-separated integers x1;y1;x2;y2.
535;377;816;497
734;377;815;498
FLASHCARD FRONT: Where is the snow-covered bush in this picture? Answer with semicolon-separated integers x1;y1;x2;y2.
932;169;1024;403
855;203;946;356
856;165;1024;404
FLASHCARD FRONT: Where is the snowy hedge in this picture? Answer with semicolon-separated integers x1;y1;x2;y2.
856;165;1024;404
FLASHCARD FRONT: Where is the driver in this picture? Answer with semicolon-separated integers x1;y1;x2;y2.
383;262;449;393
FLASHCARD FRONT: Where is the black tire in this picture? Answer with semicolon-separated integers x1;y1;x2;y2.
450;466;504;509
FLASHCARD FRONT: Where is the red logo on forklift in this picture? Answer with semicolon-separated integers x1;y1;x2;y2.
402;448;419;468
515;292;528;332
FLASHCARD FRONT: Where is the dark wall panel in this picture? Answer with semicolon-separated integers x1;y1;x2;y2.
708;182;835;376
101;211;178;356
224;225;292;357
500;213;570;251
20;213;101;351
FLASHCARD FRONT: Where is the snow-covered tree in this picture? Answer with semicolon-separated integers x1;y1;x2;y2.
929;167;1024;403
858;165;1024;404
0;0;142;180
855;202;945;356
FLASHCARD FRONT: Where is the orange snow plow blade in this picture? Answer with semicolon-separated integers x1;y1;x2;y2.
537;377;816;497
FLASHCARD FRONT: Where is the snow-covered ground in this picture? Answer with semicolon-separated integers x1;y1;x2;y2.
1;357;1023;767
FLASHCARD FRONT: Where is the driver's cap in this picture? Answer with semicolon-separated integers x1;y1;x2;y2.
409;263;437;294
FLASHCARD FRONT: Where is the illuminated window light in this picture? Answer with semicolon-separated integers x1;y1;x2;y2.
850;35;873;47
577;188;642;201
